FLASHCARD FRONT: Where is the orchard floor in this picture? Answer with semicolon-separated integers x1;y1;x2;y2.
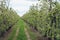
0;19;31;40
0;19;49;40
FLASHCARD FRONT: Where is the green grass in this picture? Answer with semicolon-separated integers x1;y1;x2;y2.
17;19;27;40
7;19;27;40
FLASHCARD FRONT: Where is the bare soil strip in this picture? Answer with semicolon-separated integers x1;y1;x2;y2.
13;27;20;40
25;28;31;40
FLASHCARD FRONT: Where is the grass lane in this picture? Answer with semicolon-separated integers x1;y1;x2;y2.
16;19;27;40
7;19;27;40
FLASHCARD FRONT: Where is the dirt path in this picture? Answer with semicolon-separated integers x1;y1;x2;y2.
0;27;13;40
13;27;20;40
25;28;31;40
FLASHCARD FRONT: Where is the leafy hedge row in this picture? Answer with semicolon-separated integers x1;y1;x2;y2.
0;5;20;37
22;1;60;40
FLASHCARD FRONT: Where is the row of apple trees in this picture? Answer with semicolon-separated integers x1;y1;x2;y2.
22;0;60;40
0;0;20;37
